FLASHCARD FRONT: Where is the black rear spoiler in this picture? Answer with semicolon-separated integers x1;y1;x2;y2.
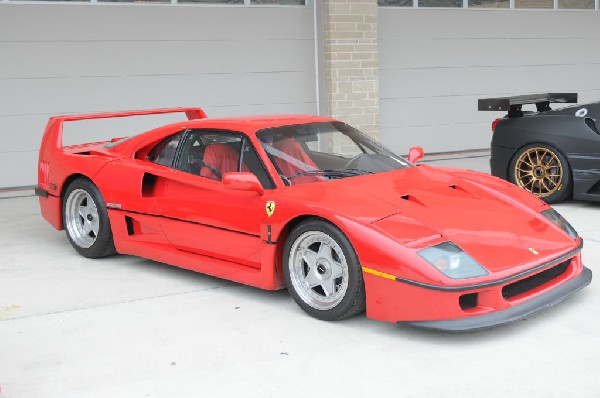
478;93;578;117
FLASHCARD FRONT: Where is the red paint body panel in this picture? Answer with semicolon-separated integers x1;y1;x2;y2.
107;210;282;289
36;108;589;327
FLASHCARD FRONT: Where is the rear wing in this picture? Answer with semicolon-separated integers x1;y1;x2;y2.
38;107;206;192
42;107;206;151
478;93;578;117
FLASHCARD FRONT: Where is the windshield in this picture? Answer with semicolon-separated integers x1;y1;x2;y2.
256;121;410;185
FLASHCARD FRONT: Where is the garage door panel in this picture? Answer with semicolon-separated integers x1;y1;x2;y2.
1;5;313;42
0;151;38;188
379;9;600;155
381;96;496;128
380;122;492;154
0;4;316;188
0;72;316;118
380;64;600;99
0;40;314;79
379;9;600;40
380;38;600;70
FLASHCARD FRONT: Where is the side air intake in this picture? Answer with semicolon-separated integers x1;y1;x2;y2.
585;118;599;135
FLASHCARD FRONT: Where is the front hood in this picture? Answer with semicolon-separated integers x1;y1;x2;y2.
311;165;576;272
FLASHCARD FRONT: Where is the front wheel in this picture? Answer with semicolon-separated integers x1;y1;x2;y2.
63;178;116;258
283;219;366;321
509;144;572;203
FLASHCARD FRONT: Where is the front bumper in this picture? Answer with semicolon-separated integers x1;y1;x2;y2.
363;241;590;329
400;266;592;332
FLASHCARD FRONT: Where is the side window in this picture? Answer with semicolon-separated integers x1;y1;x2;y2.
177;131;243;181
147;131;184;167
176;130;275;189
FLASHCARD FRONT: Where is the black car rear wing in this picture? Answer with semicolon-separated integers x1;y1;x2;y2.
478;93;578;117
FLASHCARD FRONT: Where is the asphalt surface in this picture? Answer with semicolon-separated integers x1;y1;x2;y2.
1;156;599;398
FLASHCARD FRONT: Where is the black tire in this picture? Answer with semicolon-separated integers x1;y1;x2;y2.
509;143;572;204
62;178;116;258
283;219;366;321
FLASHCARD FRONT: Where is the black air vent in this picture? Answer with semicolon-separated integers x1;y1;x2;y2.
585;118;599;135
587;181;600;195
399;194;426;206
125;216;135;236
142;173;158;197
502;261;569;299
459;293;478;310
449;184;470;194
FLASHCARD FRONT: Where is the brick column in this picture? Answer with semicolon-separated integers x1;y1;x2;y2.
322;0;380;140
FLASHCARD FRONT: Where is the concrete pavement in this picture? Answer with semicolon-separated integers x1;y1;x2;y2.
1;156;599;398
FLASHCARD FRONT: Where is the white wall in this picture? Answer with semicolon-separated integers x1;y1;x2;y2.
0;3;316;188
378;9;600;154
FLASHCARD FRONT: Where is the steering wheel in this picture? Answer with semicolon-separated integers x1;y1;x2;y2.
191;158;222;180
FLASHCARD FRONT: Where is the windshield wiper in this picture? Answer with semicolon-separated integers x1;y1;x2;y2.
344;168;374;175
286;168;373;180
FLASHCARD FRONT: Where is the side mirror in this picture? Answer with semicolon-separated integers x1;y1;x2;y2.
222;172;264;196
407;146;424;164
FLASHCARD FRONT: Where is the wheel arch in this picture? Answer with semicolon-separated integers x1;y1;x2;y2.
274;214;356;288
278;214;367;320
495;116;585;179
60;174;117;258
60;173;95;200
274;215;329;287
51;173;96;230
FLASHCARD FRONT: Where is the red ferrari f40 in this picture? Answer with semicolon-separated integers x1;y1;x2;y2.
36;108;592;330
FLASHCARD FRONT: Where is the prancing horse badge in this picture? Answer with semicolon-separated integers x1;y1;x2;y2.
266;201;276;217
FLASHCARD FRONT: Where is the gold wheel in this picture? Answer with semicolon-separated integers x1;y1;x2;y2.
514;147;563;198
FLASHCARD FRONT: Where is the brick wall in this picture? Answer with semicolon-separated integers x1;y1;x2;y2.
323;0;380;141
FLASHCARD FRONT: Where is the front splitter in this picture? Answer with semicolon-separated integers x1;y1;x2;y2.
400;266;592;332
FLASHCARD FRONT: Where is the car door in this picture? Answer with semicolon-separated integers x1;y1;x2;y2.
152;129;274;269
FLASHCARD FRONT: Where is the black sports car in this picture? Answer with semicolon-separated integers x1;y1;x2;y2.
479;93;600;203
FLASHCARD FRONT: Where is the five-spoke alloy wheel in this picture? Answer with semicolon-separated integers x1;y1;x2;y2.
65;189;100;249
284;219;365;320
63;178;116;258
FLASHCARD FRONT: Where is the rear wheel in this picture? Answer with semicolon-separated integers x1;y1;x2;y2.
283;219;366;321
509;144;572;203
63;178;116;258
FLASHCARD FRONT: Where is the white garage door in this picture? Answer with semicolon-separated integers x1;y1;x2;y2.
0;3;316;188
379;8;600;155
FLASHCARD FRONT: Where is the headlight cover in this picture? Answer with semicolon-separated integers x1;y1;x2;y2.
418;242;488;280
541;208;578;240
